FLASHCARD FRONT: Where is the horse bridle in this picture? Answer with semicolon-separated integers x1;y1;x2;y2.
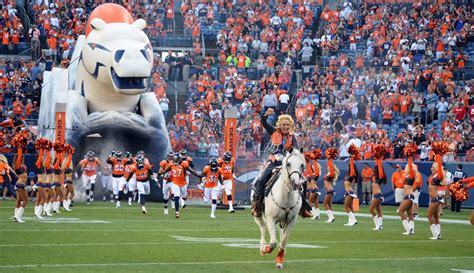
285;153;304;191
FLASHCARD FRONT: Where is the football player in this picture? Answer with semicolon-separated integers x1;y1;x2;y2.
106;151;132;208
218;151;236;213
124;152;137;206
200;158;223;218
158;153;200;218
178;149;194;208
159;151;174;214
126;157;158;214
78;151;101;204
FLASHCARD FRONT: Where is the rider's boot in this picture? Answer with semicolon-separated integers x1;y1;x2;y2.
299;195;314;218
251;163;274;217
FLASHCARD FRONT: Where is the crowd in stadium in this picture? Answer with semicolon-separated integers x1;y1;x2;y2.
0;0;473;163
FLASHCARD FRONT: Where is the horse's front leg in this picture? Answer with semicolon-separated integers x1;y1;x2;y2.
265;217;278;253
276;213;297;269
254;216;267;256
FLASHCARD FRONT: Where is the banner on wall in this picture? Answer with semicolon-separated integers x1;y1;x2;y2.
54;103;66;144
3;154;474;208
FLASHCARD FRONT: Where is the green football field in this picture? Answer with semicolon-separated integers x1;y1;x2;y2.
0;200;473;273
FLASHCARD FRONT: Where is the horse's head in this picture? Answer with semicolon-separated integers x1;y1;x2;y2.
282;147;306;189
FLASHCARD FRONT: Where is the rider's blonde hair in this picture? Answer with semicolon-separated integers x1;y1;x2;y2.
0;154;7;164
276;114;295;133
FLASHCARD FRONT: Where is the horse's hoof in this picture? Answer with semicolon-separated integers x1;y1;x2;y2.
276;263;283;269
264;245;273;253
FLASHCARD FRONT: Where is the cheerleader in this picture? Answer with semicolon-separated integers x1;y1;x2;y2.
370;145;387;230
412;171;423;218
323;148;339;223
52;143;65;213
398;143;418;235
304;149;322;220
62;144;75;211
427;162;445;239
43;144;56;216
11;133;28;223
34;140;48;219
459;177;474;224
1;155;17;221
343;144;360;226
426;141;449;239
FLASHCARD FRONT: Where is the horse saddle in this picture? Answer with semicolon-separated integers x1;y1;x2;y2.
264;167;282;197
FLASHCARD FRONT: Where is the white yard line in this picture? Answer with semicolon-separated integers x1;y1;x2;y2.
0;239;472;248
0;257;472;268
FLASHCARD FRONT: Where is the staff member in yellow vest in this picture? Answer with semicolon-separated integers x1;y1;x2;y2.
251;108;312;218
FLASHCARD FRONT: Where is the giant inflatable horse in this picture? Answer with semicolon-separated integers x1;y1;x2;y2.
253;148;305;269
65;3;171;163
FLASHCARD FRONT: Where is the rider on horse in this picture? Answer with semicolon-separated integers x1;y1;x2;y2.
251;108;313;218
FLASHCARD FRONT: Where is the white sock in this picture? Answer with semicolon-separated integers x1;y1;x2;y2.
409;220;415;233
211;203;217;215
327;210;333;219
228;201;233;210
312;207;316;214
402;220;410;232
37;205;42;216
436;224;441;236
14;208;19;218
378;217;383;227
373;216;378;228
18;207;24;218
64;199;70;209
315;208;320;216
128;197;132;203
349;212;356;222
430;224;436;237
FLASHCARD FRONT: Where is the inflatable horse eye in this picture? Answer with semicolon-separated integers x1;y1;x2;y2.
90;18;107;32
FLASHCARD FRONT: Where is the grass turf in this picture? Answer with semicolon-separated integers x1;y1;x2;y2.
0;200;473;273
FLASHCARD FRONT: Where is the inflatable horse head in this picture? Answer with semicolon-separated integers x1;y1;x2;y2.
78;3;154;112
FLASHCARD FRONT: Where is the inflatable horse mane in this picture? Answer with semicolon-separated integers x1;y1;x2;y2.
39;3;171;164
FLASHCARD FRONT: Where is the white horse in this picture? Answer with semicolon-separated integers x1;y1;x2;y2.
253;147;306;269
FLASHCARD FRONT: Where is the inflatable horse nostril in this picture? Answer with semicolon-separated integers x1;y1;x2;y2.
115;50;125;63
140;49;150;62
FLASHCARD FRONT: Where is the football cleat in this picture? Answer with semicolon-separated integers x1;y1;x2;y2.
164;208;169;215
210;214;216;219
142;206;147;214
175;212;180;219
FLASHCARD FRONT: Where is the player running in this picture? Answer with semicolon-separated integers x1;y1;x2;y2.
217;151;236;213
158;153;200;218
107;151;132;208
78;151;101;204
159;151;174;214
178;149;194;208
100;164;113;202
124;152;137;206
126;157;158;214
200;158;224;218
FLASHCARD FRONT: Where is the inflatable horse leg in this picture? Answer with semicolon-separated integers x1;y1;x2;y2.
66;91;88;148
139;92;172;160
